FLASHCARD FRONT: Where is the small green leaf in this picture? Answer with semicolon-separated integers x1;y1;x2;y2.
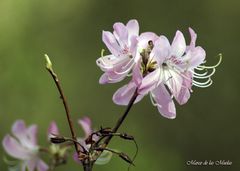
95;150;113;165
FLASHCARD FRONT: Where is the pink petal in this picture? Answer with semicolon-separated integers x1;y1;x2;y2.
189;27;197;48
151;36;171;65
113;22;128;47
2;135;30;160
11;120;26;140
96;54;130;72
176;87;190;105
189;46;206;68
27;159;37;171
11;120;37;148
73;152;82;164
171;30;186;57
151;84;176;119
48;121;59;138
175;72;192;105
113;82;144;105
99;71;127;84
126;19;139;38
129;35;138;56
132;61;143;86
164;69;183;98
78;117;92;137
176;46;206;71
102;31;121;56
138;68;160;95
37;159;49;171
27;125;38;146
138;32;158;49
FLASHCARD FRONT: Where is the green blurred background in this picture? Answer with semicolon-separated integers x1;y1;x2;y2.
0;0;239;170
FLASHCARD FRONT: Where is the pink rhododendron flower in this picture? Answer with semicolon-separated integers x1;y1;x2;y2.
73;117;95;163
73;117;112;165
96;19;139;84
113;28;221;119
77;117;95;149
47;121;70;166
48;121;59;139
2;120;49;171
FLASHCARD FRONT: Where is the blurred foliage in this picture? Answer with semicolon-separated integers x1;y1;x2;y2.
0;0;239;171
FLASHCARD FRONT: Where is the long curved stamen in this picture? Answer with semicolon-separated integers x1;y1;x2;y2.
150;93;162;108
193;77;211;85
198;53;222;69
98;49;113;67
193;79;213;88
113;60;135;75
97;55;115;68
195;67;205;71
98;54;131;71
122;56;135;69
193;68;216;79
191;70;208;76
191;54;222;88
107;74;125;82
192;77;213;88
97;61;113;69
101;49;105;57
99;57;115;65
113;67;130;75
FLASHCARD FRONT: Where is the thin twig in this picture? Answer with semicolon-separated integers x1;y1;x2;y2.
45;55;80;155
103;88;138;147
93;88;138;164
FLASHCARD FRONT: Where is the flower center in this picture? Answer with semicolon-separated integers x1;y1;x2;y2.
140;40;158;75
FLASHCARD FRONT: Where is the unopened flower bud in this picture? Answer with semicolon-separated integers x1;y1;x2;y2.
45;54;53;70
50;135;66;144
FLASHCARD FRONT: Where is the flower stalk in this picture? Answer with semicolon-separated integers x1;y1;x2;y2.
89;88;139;169
103;88;138;146
45;55;81;156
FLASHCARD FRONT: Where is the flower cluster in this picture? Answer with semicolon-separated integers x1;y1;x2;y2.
2;120;49;171
97;19;221;119
2;117;110;171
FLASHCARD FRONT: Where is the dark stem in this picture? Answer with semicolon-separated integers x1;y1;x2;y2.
87;89;138;169
46;67;80;155
83;160;93;171
103;88;138;147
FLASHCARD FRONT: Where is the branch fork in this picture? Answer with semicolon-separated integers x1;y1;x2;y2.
45;55;138;171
